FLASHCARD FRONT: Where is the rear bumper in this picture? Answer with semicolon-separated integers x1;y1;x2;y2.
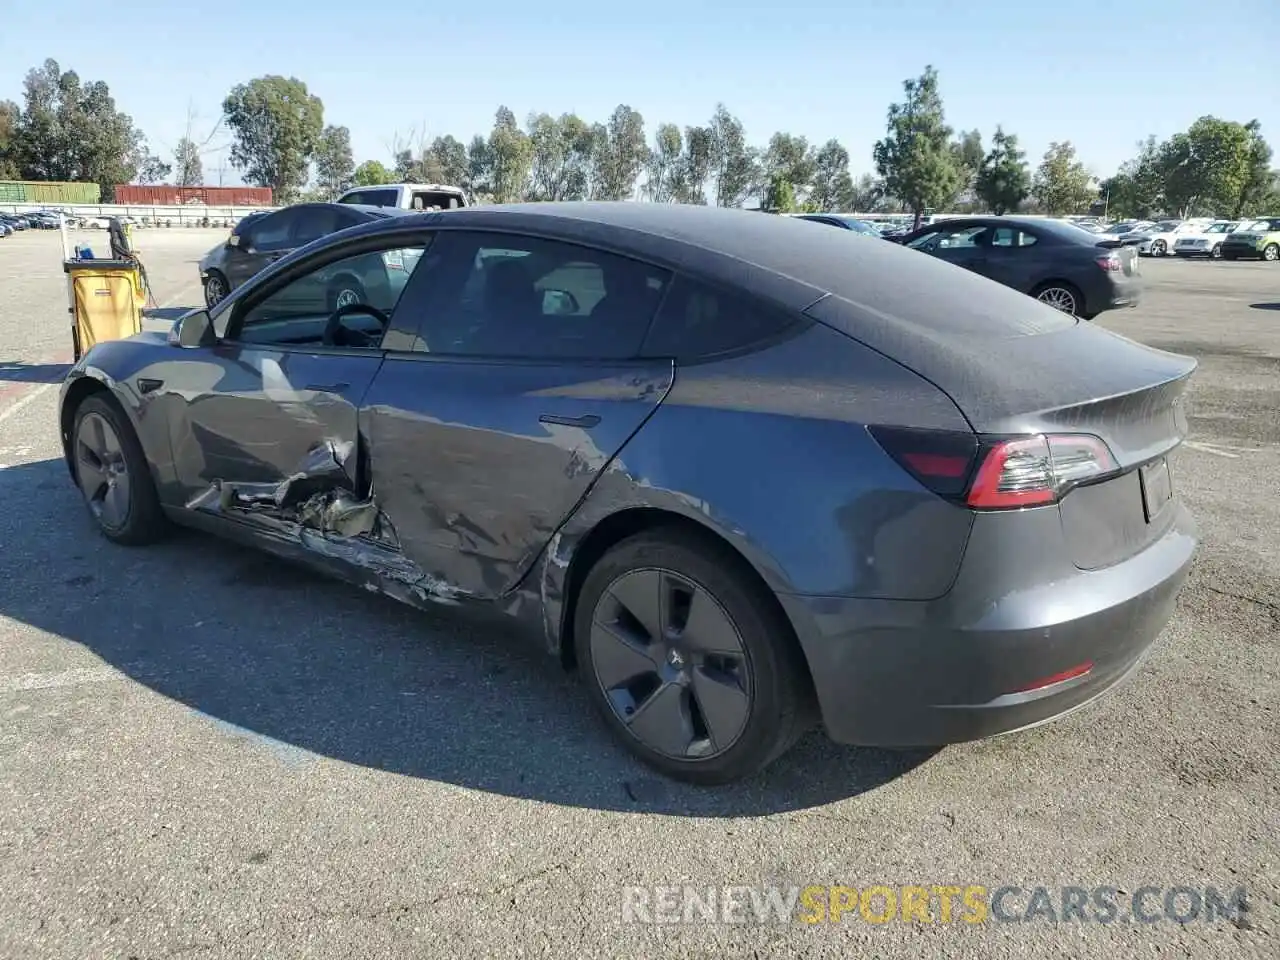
779;501;1196;747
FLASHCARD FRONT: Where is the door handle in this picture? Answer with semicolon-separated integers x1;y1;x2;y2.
539;413;600;428
304;381;350;393
137;377;163;394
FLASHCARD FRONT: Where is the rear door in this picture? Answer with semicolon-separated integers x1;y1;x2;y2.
360;229;674;599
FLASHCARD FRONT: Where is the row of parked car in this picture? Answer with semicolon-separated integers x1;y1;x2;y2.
0;209;64;236
1078;217;1280;261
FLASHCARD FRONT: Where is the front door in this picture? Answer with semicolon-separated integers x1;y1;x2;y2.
359;229;676;599
169;234;435;514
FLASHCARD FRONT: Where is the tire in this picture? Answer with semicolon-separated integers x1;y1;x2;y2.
1151;240;1166;257
71;394;167;546
203;270;229;308
1264;244;1279;263
1032;281;1083;316
327;276;366;312
1210;244;1223;260
574;529;812;784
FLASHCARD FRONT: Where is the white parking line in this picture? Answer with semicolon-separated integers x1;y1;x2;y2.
1184;440;1243;459
0;382;55;426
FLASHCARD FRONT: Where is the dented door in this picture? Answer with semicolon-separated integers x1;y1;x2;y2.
361;357;673;599
171;343;384;507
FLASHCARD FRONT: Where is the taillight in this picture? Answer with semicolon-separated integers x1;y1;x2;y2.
966;434;1117;509
870;427;1118;510
867;426;979;497
1096;253;1122;271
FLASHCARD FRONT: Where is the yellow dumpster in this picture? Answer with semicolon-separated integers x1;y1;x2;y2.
63;258;145;360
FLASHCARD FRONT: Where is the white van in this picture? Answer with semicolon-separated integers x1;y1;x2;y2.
336;183;467;210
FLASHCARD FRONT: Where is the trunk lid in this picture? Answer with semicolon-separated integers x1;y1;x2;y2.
807;287;1195;569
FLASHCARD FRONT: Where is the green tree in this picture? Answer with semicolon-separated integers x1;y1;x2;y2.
644;122;684;202
1234;121;1273;218
528;113;595;200
1099;136;1164;219
592;104;647;200
851;173;891;212
1033;141;1093;215
763;132;817;199
174;137;203;187
1158;116;1258;217
352;159;393;186
222;75;324;203
427;135;470;187
949;128;984;205
761;174;797;213
465;135;493;199
313;125;354;199
708;104;755;207
10;59;149;199
133;147;171;184
676;125;713;204
0;100;19;179
808;139;854;211
873;65;962;227
974;126;1030;214
488;106;533;203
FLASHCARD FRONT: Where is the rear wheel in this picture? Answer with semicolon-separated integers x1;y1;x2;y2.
1032;281;1083;316
574;529;811;784
71;394;167;545
1264;243;1279;262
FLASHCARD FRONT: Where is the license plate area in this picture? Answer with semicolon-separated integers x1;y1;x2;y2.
1139;457;1172;522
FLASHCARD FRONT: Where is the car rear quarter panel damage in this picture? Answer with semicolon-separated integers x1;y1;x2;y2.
535;321;981;655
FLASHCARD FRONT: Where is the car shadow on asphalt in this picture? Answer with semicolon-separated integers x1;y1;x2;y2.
0;360;73;384
1249;302;1279;311
0;457;934;816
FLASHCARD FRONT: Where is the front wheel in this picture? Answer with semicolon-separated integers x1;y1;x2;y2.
575;529;811;784
1151;240;1166;257
1210;244;1223;260
71;394;167;545
1264;244;1279;262
203;271;229;308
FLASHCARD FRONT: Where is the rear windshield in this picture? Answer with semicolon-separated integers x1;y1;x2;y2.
409;189;464;210
340;188;399;207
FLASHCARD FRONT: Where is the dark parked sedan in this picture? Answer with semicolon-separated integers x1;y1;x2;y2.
59;203;1196;783
793;214;884;236
900;216;1143;318
199;203;413;308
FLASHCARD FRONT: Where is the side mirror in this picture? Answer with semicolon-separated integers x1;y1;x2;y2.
227;234;240;247
169;310;217;348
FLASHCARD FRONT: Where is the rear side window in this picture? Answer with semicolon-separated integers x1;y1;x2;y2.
292;206;342;246
408;231;671;360
641;276;805;361
410;189;464;210
990;227;1038;248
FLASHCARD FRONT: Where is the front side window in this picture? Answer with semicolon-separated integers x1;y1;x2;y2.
412;232;671;359
231;242;430;348
910;225;989;251
292;206;344;246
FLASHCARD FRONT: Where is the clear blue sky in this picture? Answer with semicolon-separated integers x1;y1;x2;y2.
3;0;1277;184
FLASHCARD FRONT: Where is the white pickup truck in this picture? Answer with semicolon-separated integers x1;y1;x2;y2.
336;183;467;211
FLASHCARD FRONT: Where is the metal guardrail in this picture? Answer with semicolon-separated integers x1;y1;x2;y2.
1;202;278;225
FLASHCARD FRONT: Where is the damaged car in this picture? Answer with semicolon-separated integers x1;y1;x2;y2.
59;203;1198;784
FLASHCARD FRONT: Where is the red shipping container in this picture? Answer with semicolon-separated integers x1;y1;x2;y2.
112;184;274;206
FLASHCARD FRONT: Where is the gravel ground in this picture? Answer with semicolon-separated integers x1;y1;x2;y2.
0;227;1276;959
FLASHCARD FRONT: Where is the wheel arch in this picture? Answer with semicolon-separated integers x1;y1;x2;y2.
553;506;817;703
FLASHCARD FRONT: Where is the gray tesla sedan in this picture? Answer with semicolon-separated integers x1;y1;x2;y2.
58;202;1197;784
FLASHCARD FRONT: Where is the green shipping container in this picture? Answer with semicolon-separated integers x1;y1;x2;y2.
0;180;100;204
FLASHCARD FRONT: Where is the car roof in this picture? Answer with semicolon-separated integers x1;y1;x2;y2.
323;201;1088;313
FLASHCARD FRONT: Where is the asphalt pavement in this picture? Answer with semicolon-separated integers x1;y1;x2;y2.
0;227;1276;958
